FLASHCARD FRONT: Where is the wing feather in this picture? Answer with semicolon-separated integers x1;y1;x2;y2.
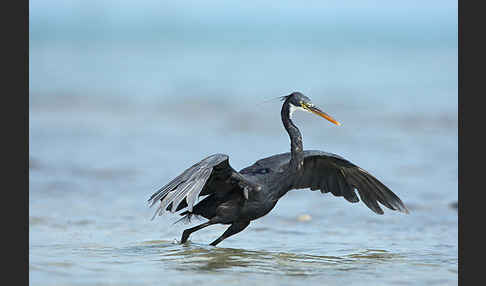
171;168;212;213
148;154;259;219
292;151;409;214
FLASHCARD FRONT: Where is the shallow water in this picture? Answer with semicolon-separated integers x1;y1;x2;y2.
29;93;457;285
30;1;457;285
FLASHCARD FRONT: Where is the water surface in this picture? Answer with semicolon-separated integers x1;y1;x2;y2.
29;1;457;285
30;94;457;285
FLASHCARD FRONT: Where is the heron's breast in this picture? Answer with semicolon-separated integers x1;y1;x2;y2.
241;193;278;220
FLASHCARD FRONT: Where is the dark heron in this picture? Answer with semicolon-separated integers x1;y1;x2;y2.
148;92;409;246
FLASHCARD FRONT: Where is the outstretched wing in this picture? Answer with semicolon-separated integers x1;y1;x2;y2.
292;150;409;214
148;153;259;219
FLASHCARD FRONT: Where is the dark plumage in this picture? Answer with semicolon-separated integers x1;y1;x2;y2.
148;92;409;246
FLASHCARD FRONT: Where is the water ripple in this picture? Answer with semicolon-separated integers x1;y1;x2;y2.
112;241;403;276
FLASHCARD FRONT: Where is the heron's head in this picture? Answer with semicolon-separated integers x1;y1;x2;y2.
282;92;341;126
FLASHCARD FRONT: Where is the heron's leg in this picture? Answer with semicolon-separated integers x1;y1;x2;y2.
180;221;214;244
209;220;250;246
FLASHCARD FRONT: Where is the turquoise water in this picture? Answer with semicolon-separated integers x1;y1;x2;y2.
29;1;457;285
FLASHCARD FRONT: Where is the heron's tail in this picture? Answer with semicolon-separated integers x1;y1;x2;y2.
173;211;201;225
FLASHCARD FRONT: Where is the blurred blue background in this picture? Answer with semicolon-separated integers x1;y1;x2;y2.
29;1;458;285
30;0;457;108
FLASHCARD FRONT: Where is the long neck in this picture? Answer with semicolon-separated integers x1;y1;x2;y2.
281;101;304;172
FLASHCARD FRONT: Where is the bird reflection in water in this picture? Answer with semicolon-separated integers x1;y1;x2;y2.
150;242;400;274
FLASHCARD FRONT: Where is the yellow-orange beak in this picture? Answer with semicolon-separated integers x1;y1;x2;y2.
302;103;341;126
